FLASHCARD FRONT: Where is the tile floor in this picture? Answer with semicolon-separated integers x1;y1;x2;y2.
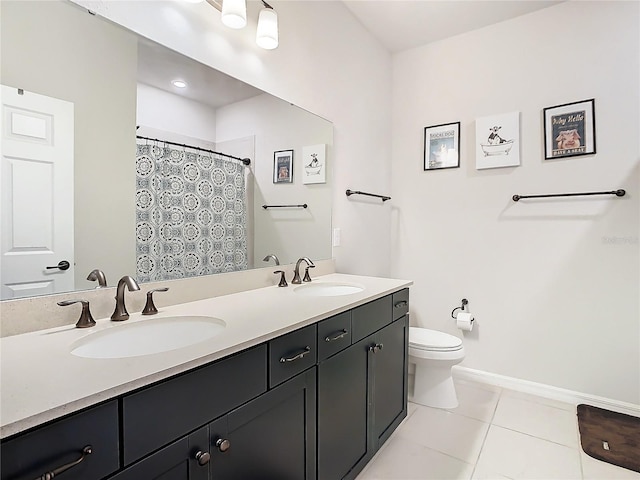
356;378;640;480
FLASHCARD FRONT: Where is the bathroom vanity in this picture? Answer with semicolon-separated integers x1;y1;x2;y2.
0;274;410;480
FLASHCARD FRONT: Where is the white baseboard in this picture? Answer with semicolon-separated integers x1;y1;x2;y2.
452;366;640;417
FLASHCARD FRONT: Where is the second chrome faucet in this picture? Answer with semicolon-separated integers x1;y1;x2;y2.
111;275;140;321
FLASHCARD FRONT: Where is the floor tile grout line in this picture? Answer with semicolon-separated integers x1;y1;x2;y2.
489;423;582;450
469;388;504;479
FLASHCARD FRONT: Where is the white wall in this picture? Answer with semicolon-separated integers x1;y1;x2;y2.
73;0;393;277
216;94;333;265
391;1;640;404
137;83;217;145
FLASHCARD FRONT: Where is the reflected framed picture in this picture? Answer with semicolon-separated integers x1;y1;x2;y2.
543;99;596;160
423;122;460;170
302;144;326;184
273;149;293;183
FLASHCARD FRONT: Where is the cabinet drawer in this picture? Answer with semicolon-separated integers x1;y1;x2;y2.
0;401;119;480
352;295;392;343
392;288;409;321
269;324;317;387
317;311;352;361
122;345;267;465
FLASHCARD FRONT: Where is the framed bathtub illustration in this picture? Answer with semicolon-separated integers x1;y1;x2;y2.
273;149;293;183
475;112;520;169
423;122;460;170
543;99;596;160
302;144;326;184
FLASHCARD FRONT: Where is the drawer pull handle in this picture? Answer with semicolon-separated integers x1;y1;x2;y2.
280;346;311;363
195;450;211;466
325;329;348;342
394;301;408;308
34;445;92;480
216;438;231;453
368;343;384;354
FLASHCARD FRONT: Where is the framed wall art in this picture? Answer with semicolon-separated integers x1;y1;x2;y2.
543;99;596;160
273;149;293;183
475;111;521;169
423;122;460;170
302;144;326;184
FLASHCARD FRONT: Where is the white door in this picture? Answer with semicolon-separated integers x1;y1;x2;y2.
0;85;74;299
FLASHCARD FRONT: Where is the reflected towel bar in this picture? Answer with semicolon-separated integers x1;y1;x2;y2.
262;204;308;209
346;189;391;202
512;189;626;202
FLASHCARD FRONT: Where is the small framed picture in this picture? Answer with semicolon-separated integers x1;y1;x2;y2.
476;111;520;169
302;144;326;184
543;99;596;160
273;149;293;183
423;122;460;170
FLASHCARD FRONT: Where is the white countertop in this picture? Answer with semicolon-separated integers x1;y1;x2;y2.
1;273;411;439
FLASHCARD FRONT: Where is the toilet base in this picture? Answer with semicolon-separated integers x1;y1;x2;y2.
410;362;459;409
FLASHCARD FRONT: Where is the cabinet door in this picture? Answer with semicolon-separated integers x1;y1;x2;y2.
370;314;409;448
317;340;368;480
110;426;209;480
210;369;316;480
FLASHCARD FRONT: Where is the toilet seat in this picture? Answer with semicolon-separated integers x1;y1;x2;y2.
409;327;463;352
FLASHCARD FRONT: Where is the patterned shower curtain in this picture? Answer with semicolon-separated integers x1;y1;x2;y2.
135;142;248;282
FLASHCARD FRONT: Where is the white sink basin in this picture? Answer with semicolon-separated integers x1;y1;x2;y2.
293;282;364;297
70;316;226;359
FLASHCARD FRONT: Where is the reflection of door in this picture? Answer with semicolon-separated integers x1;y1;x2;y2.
1;85;74;299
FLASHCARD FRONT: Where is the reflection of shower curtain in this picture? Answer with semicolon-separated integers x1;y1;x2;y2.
135;142;248;282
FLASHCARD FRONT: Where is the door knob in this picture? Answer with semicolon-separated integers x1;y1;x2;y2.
46;260;70;271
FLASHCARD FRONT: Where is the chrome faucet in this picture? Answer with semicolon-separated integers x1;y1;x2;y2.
292;257;314;284
86;269;107;288
263;254;280;266
111;275;140;321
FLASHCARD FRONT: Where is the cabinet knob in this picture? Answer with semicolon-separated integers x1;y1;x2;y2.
195;450;210;466
368;343;384;353
216;438;231;453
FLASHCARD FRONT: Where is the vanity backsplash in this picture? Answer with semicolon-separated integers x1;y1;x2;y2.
0;259;335;337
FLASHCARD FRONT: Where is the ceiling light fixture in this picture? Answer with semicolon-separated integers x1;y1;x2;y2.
221;0;247;29
206;0;279;49
256;0;278;50
172;80;188;88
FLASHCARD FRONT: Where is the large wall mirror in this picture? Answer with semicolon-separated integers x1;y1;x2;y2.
0;0;333;300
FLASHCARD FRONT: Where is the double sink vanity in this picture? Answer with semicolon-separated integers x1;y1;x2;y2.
1;273;411;480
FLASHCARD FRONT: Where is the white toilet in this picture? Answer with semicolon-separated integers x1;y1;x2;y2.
409;327;465;409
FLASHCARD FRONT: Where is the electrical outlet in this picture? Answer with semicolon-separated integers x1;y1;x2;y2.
332;228;341;247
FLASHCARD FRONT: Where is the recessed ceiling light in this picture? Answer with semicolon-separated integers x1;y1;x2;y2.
172;80;188;88
182;0;204;3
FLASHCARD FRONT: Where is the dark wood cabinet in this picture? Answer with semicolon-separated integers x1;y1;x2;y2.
1;288;408;480
318;339;369;480
209;368;317;480
110;426;209;480
0;401;119;480
370;314;409;450
318;290;409;480
122;345;267;466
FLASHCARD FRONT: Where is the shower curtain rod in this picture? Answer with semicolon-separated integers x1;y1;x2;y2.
136;135;251;166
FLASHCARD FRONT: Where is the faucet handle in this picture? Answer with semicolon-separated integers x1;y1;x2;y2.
58;299;96;328
303;265;315;282
142;287;169;315
274;270;288;287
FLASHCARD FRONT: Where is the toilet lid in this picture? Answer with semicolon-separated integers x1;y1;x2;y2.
409;327;463;351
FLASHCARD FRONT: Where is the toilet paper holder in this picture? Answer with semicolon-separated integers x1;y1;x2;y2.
451;298;469;319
